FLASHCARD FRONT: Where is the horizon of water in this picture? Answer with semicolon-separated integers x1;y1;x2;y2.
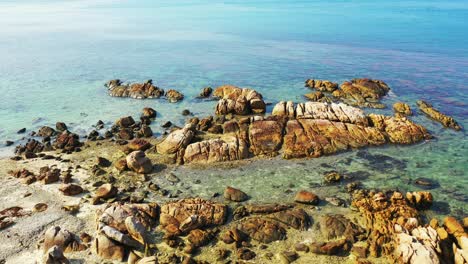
0;0;467;216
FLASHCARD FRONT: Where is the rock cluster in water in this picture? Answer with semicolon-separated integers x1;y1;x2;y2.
105;79;184;102
305;78;391;108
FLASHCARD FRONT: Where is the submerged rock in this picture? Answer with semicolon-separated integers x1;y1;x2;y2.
417;100;462;130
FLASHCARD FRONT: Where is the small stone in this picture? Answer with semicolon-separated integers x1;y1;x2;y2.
59;184;84;196
323;171;342;184
33;203;48;212
95;183;117;199
294;190;319;205
224;186;248;202
279;251;298;263
161;121;172;128
96;157;111;167
237;248;256;260
5;140;14;146
44;245;70;264
17;128;26;134
295;243;309;252
182;109;191;116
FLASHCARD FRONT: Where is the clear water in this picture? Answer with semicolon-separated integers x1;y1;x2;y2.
0;1;467;216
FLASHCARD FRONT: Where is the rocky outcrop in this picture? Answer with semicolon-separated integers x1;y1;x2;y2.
394;225;441;264
417;100;462;130
368;114;431;144
272;101;296;118
106;80;164;99
272;101;369;126
183;136;249;164
214;85;266;115
159;198;227;234
351;190;420;257
282;118;386;159
249;120;284;156
305;79;338;92
332;78;390;108
95;203;158;260
157;124;194;155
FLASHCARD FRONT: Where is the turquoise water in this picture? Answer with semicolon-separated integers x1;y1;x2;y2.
0;1;467;214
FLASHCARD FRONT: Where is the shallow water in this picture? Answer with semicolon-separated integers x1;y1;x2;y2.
0;0;467;217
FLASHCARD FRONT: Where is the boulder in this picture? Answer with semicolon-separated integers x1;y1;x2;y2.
53;131;82;151
214;85;266;115
126;151;153;174
95;184;117;200
198;87;213;98
224;186;248;202
128;139;152;152
318;214;365;241
94;233;125;261
393;102;412;117
44;246;70;264
294;190;319;205
417;100;462;130
165;89;184;103
304;91;324;101
159;198;227;234
141;107;157;119
237;218;286;243
116;116;135;128
55;122;68;132
38;126;56;137
43;226;84;253
157;124;194;154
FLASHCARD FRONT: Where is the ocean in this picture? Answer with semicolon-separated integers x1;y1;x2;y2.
0;0;467;217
